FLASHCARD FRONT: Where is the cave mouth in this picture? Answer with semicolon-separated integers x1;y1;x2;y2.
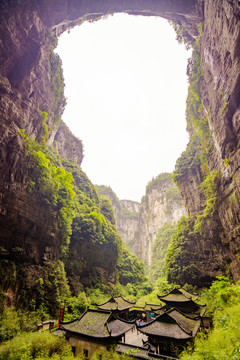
56;13;190;202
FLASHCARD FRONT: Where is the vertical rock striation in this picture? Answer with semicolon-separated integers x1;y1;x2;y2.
173;0;240;283
97;174;187;266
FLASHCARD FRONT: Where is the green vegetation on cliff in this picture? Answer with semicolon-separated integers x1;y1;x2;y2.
96;185;120;205
168;23;222;284
150;223;176;282
145;173;172;194
165;186;183;206
19;129;76;256
194;169;221;233
99;195;116;225
169;21;192;50
141;173;173;207
164;216;201;286
185;24;203;133
16;129;148;316
117;245;149;294
165;169;221;286
49;38;67;123
173;24;211;183
172;132;202;182
96;184;139;219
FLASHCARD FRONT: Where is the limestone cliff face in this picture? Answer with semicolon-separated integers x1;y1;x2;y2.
173;0;240;283
97;175;187;266
0;0;83;267
0;0;240;294
137;179;187;265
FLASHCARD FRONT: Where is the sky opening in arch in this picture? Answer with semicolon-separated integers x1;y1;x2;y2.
56;13;190;202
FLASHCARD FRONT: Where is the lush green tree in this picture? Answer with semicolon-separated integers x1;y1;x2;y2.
180;277;240;360
0;332;82;360
117;245;150;296
62;159;99;204
16;261;70;318
99;195;116;225
0;308;20;343
65;291;90;320
91;348;132;360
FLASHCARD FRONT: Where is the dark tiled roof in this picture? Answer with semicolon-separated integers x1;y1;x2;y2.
158;288;198;303
161;302;206;318
139;309;201;340
144;303;162;311
97;296;135;311
169;309;200;336
62;310;110;338
107;319;134;337
61;309;134;339
180;303;207;318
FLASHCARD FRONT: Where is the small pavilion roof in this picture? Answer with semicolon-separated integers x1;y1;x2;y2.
139;308;201;340
144;303;162;312
158;289;206;318
97;296;135;311
60;309;134;339
184;303;207;318
158;288;198;303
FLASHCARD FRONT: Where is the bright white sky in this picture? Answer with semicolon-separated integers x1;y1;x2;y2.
56;14;190;202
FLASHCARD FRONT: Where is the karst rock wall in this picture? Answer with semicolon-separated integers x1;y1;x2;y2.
0;1;84;271
98;177;186;266
175;0;240;283
137;183;187;265
0;0;240;290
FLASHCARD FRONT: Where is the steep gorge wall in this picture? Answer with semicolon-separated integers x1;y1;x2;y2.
0;0;201;271
171;0;240;284
97;175;187;266
137;178;187;265
0;1;84;269
0;0;240;294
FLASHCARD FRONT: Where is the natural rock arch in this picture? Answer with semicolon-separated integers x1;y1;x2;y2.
44;0;203;36
0;0;203;85
0;0;204;164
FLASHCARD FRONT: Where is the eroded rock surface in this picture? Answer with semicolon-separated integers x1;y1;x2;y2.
98;176;187;266
175;1;240;282
0;0;240;297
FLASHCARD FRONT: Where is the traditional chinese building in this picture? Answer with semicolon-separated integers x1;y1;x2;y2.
129;303;162;323
158;288;206;317
144;303;163;322
56;289;209;359
97;296;136;320
139;307;201;356
59;308;135;358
